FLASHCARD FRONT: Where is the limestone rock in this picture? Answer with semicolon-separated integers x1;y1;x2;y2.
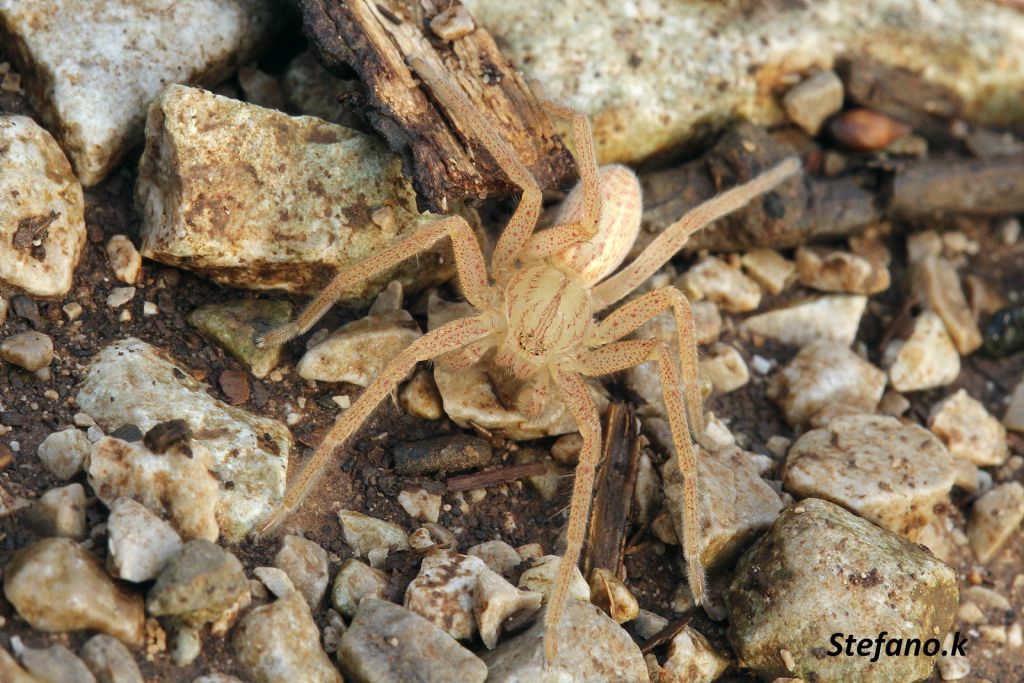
1004;377;1024;432
467;540;522;577
742;295;866;348
740;248;795;295
911;256;982;355
36;428;91;480
518;555;590;604
253;566;295;599
482;601;647;682
400;368;444;420
662;625;731;683
679;257;761;313
147;540;250;629
884;311;960;392
795;246;890;295
12;642;96;683
233;591;342;683
298;311;422;386
282;51;360;129
0;646;35;683
405;548;488;641
767;341;886;427
77;338;290;541
331;559;388;618
106;235;142;285
727;498;959;683
3;538;145;645
137;85;461;302
338;598;487;683
397;486;442;523
782;71;844;135
339;510;410;558
928;389;1008;467
0;331;54;371
699;342;749;394
588;568;639;625
474;567;543;649
0;0;276;185
967;482;1024;564
188;300;292;379
0;115;85;296
89;437;219;542
274;534;329;610
105;497;183;583
25;483;87;539
664;446;783;571
80;634;144;683
782;415;957;538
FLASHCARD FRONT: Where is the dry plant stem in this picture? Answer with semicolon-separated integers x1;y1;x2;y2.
254;42;800;668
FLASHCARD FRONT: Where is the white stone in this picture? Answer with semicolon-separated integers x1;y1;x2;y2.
36;428;90;480
783;415;957;538
474;568;543;649
782;70;844;135
662;625;731;683
740;248;795;295
297;311;421;386
338;510;409;558
89;437;219;541
967;482;1024;563
679;257;761;313
743;295;866;348
25;484;87;539
699;342;749;394
467;540;523;577
911;256;981;355
400;368;444;420
768;341;886;426
1004;378;1024;432
253;567;296;599
588;568;639;624
884;311;960;392
0;331;53;372
106;497;183;582
398;488;443;524
795;246;890;295
928;389;1008;466
0;0;276;185
331;558;388;618
137;85;460;301
405;549;489;640
106;235;142;284
0;115;85;296
106;287;135;308
274;535;328;609
937;632;971;680
517;555;590;604
76;338;290;541
664;445;783;570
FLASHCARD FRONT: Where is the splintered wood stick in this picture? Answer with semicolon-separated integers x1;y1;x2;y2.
446;462;547;492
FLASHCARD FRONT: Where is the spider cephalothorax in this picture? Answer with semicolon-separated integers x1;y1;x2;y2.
254;54;799;666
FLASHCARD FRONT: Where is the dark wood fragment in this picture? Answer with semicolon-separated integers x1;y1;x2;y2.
890;157;1024;217
445;462;546;492
144;419;193;454
582;403;640;580
640;616;693;654
293;0;573;210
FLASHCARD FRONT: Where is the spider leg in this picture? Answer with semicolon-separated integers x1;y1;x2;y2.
408;57;542;281
253;312;497;538
593;157;801;309
588;286;704;441
543;366;603;666
575;339;707;606
256;215;495;348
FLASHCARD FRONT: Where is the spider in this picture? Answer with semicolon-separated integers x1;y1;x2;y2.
253;55;799;665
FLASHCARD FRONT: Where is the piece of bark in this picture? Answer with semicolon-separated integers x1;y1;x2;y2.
838;55;963;145
582;403;640;580
641;122;882;252
294;0;573;210
890;157;1024;217
445;462;546;492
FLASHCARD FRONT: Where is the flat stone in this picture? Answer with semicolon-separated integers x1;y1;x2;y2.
339;509;410;558
884;311;960;392
742;295;867;348
253;566;295;599
699;342;749;394
782;415;957;539
911;256;982;355
679;256;761;313
795;246;890;295
661;625;732;683
0;0;276;185
13;642;96;683
405;548;489;641
233;591;342;683
331;558;388;618
767;341;886;426
740;248;795;295
188;300;292;379
393;434;493;476
147;539;250;629
0;116;85;296
518;555;590;604
80;634;144;683
928;389;1008;467
298;311;422;386
482;601;647;682
137;85;461;302
664;445;783;571
400;368;444;420
274;534;329;610
77;338;290;541
36;427;91;479
24;483;87;539
0;331;53;371
106;287;136;308
106;497;183;582
728;498;958;683
338;598;487;683
967;482;1024;563
3;537;145;645
782;71;844;135
89;437;220;541
475;568;543;648
467;540;523;577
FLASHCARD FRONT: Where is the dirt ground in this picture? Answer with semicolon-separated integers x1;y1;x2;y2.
1;48;1023;683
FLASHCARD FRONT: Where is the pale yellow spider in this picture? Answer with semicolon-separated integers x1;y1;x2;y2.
254;56;799;663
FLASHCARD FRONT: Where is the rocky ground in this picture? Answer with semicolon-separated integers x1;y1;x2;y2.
2;2;1024;683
